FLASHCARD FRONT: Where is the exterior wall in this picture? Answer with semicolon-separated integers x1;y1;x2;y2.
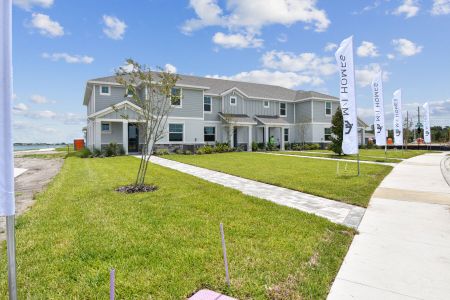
204;96;221;121
169;88;203;118
95;85;128;112
101;122;123;145
295;101;312;123
102;108;140;120
285;102;295;123
222;92;244;114
311;123;332;143
313;100;338;123
244;99;277;116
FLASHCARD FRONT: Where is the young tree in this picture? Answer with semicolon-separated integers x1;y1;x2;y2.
116;59;179;188
329;106;343;155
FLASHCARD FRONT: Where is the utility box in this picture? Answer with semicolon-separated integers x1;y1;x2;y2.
74;139;85;151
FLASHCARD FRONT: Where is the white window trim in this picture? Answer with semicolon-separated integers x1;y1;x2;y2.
264;100;270;108
100;85;111;96
101;121;112;134
203;125;216;143
280;102;287;117
325;101;332;116
230;96;237;106
168;123;184;143
324;127;332;141
284;128;289;142
204;96;212;113
171;87;183;108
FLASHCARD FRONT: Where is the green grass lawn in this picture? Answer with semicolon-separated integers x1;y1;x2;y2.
293;149;431;161
279;151;402;163
0;156;354;299
166;152;392;207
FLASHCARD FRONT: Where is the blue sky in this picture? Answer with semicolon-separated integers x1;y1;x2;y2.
11;0;450;143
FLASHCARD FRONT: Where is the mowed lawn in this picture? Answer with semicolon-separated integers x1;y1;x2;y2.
0;156;354;299
167;152;393;207
283;149;430;163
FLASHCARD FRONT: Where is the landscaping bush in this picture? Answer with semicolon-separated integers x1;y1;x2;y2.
92;148;102;157
252;141;258;152
215;142;231;153
77;147;92;158
257;143;266;151
284;142;291;150
184;150;192;155
309;143;320;150
155;149;169;156
175;148;184;155
102;143;124;157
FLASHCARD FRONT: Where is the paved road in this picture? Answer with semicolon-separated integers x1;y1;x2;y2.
141;156;365;228
328;152;450;299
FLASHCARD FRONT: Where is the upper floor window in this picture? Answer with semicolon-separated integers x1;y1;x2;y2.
169;123;184;142
325;101;332;116
100;85;110;96
284;128;289;142
280;102;286;117
264;100;270;108
171;87;182;107
126;87;133;98
230;96;237;106
204;96;212;112
101;122;111;133
204;126;216;142
324;128;332;141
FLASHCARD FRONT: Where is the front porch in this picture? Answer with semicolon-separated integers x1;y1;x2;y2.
93;119;144;154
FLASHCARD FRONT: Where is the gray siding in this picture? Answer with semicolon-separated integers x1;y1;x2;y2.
244;99;277;117
103;108;140;120
101;122;123;144
169;88;203;118
312;100;337;123
95;85;129;112
295;101;312;123
204;96;221;121
286;102;295;123
222;92;244;114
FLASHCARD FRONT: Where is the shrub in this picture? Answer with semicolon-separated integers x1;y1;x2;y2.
215;143;230;153
252;141;258;152
103;142;122;157
92;148;102;157
257;143;266;151
309;143;320;150
155;149;169;156
284;143;291;150
184;150;192;155
175;148;184;155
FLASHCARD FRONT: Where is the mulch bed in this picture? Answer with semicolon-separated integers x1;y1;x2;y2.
115;184;158;194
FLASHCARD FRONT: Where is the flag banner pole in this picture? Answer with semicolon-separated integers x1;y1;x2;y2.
6;215;17;300
392;89;404;155
1;1;18;298
357;154;360;176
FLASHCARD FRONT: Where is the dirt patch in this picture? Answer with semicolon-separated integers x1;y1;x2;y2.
0;157;63;241
115;184;158;193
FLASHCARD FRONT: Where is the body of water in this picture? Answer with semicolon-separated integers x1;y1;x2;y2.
14;144;66;152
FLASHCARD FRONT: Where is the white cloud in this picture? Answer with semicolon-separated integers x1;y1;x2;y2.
182;0;330;48
324;42;337;52
164;63;177;73
26;110;57;119
42;52;94;64
431;0;450;15
212;32;263;48
207;69;323;89
277;33;288;43
357;41;379;57
393;0;420;18
29;13;64;37
262;50;336;76
102;15;127;40
30;94;51;104
387;53;395;60
13;103;28;112
13;0;53;10
392;38;423;56
355;63;389;87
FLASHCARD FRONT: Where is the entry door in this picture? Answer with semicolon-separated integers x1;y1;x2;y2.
233;127;238;147
128;124;139;153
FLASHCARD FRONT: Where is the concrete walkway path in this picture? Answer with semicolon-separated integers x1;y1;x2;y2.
141;156;365;228
259;152;397;167
328;152;450;299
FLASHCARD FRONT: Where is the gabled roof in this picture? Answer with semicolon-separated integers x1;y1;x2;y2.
218;113;257;125
255;115;290;126
85;72;338;104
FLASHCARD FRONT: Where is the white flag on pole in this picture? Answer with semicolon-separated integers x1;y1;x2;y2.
423;102;431;144
371;71;386;146
335;36;359;154
392;89;403;146
0;0;15;216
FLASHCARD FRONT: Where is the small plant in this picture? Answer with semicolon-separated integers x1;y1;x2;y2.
215;142;231;153
252;141;258;152
103;142;121;157
184;150;192;155
92;148;102;157
155;149;169;156
257;143;266;151
175;148;184;155
77;147;92;158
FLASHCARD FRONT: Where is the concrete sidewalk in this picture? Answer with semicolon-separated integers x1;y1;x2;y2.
328;152;450;299
142;156;365;228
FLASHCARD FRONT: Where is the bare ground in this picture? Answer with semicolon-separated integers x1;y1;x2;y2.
0;157;63;241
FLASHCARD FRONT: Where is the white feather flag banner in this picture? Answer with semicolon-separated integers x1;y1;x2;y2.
335;36;359;154
0;0;15;216
392;89;403;146
371;71;386;146
423;102;431;144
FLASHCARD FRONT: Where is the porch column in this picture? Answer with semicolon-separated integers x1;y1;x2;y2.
94;119;102;150
122;120;128;155
362;128;366;145
247;125;252;152
280;127;285;151
264;126;269;145
229;125;234;147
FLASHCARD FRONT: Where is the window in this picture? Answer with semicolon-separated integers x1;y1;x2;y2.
126;87;133;97
171;87;182;107
169;123;183;142
230;96;237;106
325;101;332;116
324;128;332;141
100;85;110;95
284;128;289;142
280;102;286;116
264;100;270;108
204;96;212;112
204;126;216;142
101;122;111;133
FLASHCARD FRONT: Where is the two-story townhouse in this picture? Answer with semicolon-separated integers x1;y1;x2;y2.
83;73;368;154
